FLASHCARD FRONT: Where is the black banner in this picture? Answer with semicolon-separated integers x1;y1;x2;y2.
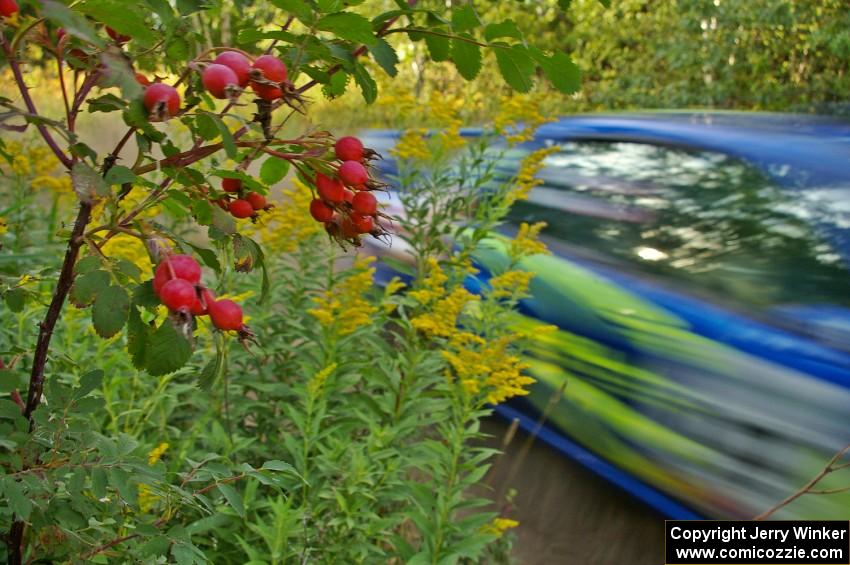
665;521;850;564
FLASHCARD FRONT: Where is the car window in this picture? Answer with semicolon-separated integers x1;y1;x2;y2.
501;140;850;307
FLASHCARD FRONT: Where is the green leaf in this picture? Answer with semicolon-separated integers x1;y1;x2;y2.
145;322;192;376
494;44;535;92
322;71;349;98
484;20;523;42
261;460;298;474
259;157;290;186
217;483;245;517
41;0;104;47
114;258;142;283
558;0;571;9
87;93;127;113
353;62;377;104
71;270;110;307
76;255;102;275
104;165;136;186
4;288;25;313
2;479;32;520
210;206;237;236
92;284;129;338
531;49;581;95
451;5;480;32
100;52;144;101
79;0;157;46
451;34;482;81
423;33;450;62
0;370;23;393
194;113;220;141
91;467;108;499
316;12;377;46
76;370;104;399
126;305;150;370
370;37;398;77
209;116;237;159
71;162;109;203
270;0;314;23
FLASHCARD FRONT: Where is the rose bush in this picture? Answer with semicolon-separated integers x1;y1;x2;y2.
0;0;584;562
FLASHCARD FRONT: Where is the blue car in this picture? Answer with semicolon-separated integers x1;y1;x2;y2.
361;112;850;520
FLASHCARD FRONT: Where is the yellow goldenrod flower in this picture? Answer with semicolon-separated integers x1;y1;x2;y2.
147;442;170;465
411;287;478;338
489;270;534;300
493;93;554;145
482;517;520;537
409;257;448;304
11;154;30;176
391;129;431;161
510;222;549;259
507;147;558;206
0;217;6;236
307;362;337;398
308;255;377;335
101;233;154;274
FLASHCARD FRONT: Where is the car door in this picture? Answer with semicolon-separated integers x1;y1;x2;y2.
472;138;850;519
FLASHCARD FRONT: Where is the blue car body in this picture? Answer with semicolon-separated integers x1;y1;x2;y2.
361;113;850;520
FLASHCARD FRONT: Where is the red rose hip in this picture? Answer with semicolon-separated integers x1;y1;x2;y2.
335;136;364;162
106;27;131;44
250;55;287;101
159;279;197;311
221;178;242;193
143;83;180;121
208;299;244;331
351;213;374;234
229;199;254;218
246;192;267;210
351;191;377;215
153;254;202;295
310;199;334;223
214;51;252;87
338;161;368;186
202;63;240;99
316;173;344;204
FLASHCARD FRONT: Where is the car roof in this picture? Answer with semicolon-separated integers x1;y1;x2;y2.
363;112;850;187
535;112;850;188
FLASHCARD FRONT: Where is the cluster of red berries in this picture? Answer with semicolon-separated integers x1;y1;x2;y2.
153;253;248;334
309;136;386;244
215;178;271;220
142;49;290;122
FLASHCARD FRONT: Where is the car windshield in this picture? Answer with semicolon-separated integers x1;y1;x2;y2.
496;140;850;307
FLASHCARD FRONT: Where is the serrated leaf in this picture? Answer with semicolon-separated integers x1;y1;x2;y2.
114;258;142;283
424;33;450;62
484;20;523;42
451;34;482;80
104;165;136;186
322;71;348;98
259;157;290;185
197;349;224;391
71;162;109;203
145;322;192;376
92;284;129;338
3;479;32;519
71;270;110;307
370;37;398;77
217;483;245;517
451;5;479;32
76;255;102;275
534;50;581;94
316;12;376;45
126;305;150;370
494;44;535;92
0;370;23;393
353;62;377;104
210;205;236;236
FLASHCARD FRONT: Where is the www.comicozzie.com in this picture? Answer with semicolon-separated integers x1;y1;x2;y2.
665;521;850;565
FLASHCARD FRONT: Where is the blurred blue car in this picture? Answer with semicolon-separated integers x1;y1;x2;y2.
361;113;850;520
